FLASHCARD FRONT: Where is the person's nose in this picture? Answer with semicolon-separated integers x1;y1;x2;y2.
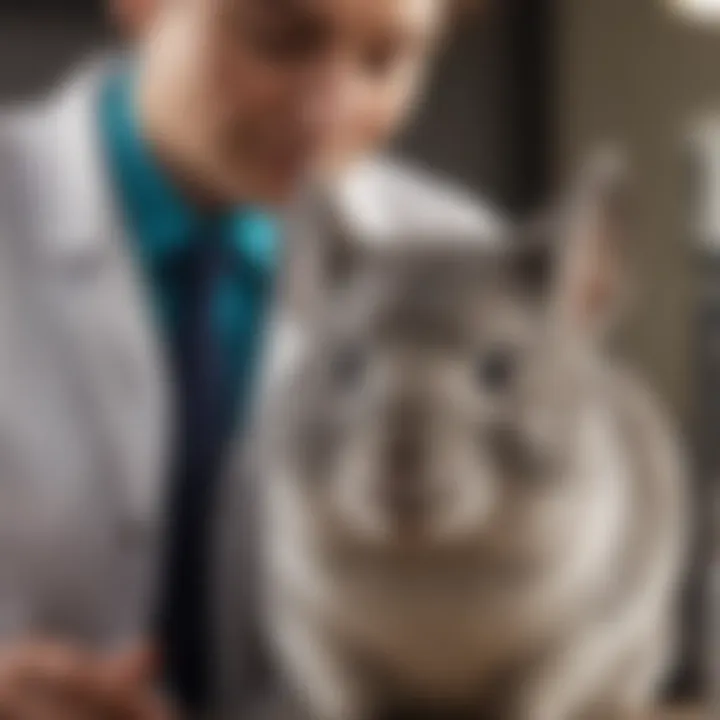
377;394;434;519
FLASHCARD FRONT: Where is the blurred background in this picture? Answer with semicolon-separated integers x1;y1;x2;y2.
1;0;718;706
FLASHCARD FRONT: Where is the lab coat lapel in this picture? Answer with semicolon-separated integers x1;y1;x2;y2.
31;62;171;530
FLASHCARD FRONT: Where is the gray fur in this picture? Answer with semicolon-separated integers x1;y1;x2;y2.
255;172;689;720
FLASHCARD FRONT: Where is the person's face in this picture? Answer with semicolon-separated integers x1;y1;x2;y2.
132;0;448;205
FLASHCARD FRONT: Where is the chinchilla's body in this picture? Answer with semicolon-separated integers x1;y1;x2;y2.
255;170;688;720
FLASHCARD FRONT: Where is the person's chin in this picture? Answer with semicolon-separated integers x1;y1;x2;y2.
257;159;322;204
225;155;356;206
253;180;299;207
220;170;300;207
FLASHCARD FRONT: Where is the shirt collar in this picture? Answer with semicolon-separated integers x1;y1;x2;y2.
100;64;278;275
228;210;278;275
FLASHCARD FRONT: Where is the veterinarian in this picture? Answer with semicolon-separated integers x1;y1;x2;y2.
0;0;497;717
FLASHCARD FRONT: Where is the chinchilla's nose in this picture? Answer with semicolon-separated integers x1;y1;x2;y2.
385;426;423;480
383;393;426;470
378;398;430;520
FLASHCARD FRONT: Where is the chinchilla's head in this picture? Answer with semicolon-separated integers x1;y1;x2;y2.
266;156;632;553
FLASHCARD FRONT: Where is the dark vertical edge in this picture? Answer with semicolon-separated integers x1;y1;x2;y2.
505;0;556;214
0;0;103;19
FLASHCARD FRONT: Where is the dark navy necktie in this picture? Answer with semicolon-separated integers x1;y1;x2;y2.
159;226;234;714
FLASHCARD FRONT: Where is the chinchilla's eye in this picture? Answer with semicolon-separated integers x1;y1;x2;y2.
330;345;367;389
475;347;516;392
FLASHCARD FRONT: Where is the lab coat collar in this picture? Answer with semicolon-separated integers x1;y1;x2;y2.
37;57;125;262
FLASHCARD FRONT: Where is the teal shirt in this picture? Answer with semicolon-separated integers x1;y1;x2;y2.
99;67;278;433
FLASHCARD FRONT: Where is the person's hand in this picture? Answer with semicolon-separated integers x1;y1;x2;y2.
96;643;173;720
0;640;174;720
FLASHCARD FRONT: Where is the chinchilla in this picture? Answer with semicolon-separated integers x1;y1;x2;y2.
253;160;689;720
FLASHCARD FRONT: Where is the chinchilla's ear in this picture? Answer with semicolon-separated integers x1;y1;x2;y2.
280;187;364;326
553;149;633;336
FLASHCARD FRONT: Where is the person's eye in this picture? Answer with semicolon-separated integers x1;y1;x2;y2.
474;347;517;393
360;42;407;79
330;345;367;390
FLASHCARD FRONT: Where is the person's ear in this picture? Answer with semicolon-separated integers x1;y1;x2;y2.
554;150;633;336
108;0;161;40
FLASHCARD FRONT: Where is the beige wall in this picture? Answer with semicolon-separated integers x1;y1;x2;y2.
557;0;720;420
